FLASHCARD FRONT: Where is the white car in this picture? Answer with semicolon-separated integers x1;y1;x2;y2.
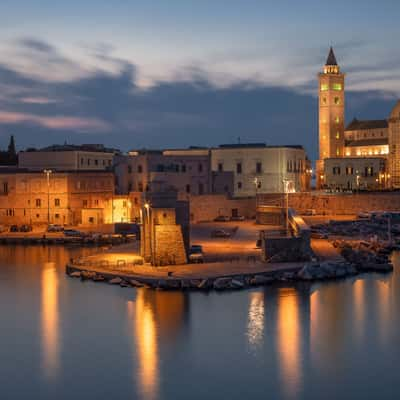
189;245;204;263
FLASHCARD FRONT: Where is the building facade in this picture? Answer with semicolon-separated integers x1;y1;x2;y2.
0;169;139;226
18;144;116;171
210;144;311;197
317;48;400;191
114;148;211;197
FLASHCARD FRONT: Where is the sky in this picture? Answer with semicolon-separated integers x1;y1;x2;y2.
0;0;400;160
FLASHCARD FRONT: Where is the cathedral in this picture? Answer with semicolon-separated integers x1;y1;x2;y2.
316;47;400;190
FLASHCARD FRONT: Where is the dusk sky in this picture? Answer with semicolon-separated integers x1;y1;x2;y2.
1;0;400;160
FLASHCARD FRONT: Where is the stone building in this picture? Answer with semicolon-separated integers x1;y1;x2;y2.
114;148;211;197
18;144;117;171
140;189;190;266
210;143;311;197
0;169;137;226
316;47;400;190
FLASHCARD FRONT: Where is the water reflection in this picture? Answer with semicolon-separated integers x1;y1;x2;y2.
127;290;189;400
277;288;302;399
247;291;265;349
41;263;59;379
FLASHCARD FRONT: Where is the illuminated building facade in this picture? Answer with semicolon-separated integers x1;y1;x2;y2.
0;169;135;226
317;48;400;190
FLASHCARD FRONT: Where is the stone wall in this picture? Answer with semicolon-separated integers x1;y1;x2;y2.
261;209;311;262
154;225;187;265
189;194;256;222
258;192;400;215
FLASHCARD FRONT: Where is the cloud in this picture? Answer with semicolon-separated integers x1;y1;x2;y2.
0;111;110;132
0;37;398;162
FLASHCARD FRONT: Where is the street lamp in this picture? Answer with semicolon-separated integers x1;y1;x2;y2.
282;179;294;235
43;169;52;225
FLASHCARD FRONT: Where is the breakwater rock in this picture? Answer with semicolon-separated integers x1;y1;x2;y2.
66;255;393;292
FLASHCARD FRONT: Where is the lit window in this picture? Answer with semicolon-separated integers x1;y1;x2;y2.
332;83;342;91
36;199;41;207
336;148;340;156
335;116;340;123
336;132;340;139
320;84;328;91
321;97;327;105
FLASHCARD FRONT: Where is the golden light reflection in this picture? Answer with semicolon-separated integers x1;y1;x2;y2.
41;263;59;379
353;279;366;341
377;279;391;344
247;291;264;349
277;288;301;399
127;292;158;400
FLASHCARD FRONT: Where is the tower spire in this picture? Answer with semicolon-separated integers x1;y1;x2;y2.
325;47;338;66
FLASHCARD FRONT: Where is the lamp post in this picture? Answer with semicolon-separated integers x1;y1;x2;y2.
43;169;52;225
144;202;152;265
282;179;291;235
254;177;259;208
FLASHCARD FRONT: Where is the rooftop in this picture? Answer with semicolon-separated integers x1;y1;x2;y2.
325;47;338;66
345;118;388;131
345;138;388;147
22;144;119;154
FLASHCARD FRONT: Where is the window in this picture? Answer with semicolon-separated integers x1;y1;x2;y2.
332;83;342;91
336;148;340;156
182;164;186;173
81;158;84;165
123;201;127;207
198;163;203;173
256;162;262;174
257;180;261;189
333;166;341;175
94;199;99;206
186;184;191;194
89;217;94;224
321;97;327;105
87;159;91;166
336;132;340;139
334;97;340;105
198;183;204;195
82;200;88;207
55;213;60;219
128;182;133;192
138;182;143;192
127;165;132;174
365;166;374;177
36;199;41;207
108;160;112;166
218;163;223;172
346;166;354;175
54;198;60;207
237;182;242;189
95;159;98;166
236;162;242;174
138;165;143;173
335;116;340;123
320;84;328;91
3;182;8;194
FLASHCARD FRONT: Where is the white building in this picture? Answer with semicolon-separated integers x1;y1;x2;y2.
210;144;310;197
18;144;116;171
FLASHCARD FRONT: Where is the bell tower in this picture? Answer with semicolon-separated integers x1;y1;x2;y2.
316;47;345;188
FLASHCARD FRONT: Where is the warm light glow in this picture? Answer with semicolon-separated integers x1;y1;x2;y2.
247;291;264;349
144;203;150;209
277;289;301;398
128;293;158;400
41;264;59;379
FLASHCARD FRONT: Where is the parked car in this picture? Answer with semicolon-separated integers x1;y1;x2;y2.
303;209;317;216
189;244;204;263
19;224;32;232
230;215;245;221
357;211;370;219
211;229;231;238
214;215;230;222
63;229;83;237
10;225;18;232
47;224;64;232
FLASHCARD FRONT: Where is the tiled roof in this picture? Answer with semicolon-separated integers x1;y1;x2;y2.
345;138;388;147
345;118;388;131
